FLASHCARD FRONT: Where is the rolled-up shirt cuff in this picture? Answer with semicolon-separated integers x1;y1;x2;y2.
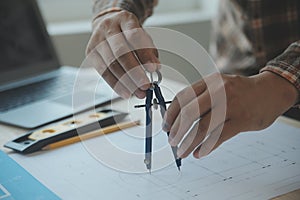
93;7;123;22
260;65;300;108
92;0;156;24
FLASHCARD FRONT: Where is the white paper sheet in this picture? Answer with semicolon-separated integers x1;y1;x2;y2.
10;119;300;200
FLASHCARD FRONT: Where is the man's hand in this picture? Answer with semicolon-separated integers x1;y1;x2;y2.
86;10;160;99
163;72;299;159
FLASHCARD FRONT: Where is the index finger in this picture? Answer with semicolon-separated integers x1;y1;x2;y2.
120;15;160;72
163;80;207;131
105;30;151;91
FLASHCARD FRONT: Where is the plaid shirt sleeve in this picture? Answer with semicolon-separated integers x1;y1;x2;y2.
210;0;300;104
92;0;158;23
261;41;300;93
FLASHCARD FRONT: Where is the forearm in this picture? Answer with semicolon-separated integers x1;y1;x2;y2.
260;40;300;106
92;0;158;24
253;71;299;118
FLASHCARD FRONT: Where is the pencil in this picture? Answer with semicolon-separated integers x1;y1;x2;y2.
43;120;140;150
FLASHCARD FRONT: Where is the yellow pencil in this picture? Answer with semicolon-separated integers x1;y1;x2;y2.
43;120;140;150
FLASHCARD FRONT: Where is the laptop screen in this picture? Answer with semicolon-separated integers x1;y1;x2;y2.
0;0;60;85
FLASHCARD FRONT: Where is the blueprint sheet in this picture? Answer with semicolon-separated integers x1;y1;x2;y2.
10;119;300;200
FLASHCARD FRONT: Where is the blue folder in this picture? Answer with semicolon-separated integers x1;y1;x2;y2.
0;150;60;200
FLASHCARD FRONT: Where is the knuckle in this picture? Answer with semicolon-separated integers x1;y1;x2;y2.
119;10;131;17
123;11;134;19
224;75;242;92
176;88;190;102
174;94;184;109
126;29;138;42
121;10;138;22
180;107;193;122
113;80;124;90
127;12;137;20
107;57;117;67
114;45;130;58
99;18;113;30
126;65;143;77
126;28;144;43
196;122;206;134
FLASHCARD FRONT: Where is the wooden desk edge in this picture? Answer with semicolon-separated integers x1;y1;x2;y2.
271;189;300;200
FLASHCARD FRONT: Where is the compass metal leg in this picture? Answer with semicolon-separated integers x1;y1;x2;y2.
144;89;153;172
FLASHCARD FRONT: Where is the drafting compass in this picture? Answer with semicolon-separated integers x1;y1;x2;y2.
135;71;181;173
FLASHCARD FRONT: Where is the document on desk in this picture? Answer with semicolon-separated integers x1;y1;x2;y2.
10;120;300;200
0;150;60;200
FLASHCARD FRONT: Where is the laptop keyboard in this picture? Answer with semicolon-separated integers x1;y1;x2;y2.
0;75;76;112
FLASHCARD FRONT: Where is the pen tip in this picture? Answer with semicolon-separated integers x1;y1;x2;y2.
177;167;181;171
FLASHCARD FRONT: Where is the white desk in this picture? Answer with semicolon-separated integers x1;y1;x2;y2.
1;78;300;200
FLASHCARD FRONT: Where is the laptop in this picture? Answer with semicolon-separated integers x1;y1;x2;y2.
0;0;117;129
